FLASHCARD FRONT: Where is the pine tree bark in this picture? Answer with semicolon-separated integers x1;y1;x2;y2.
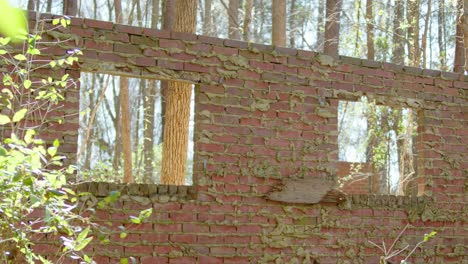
437;0;446;69
228;0;241;39
143;5;159;183
289;0;296;48
407;0;420;67
203;0;212;36
324;0;342;56
161;0;197;185
152;0;160;28
63;0;77;16
464;0;468;72
46;0;52;13
392;0;404;64
317;0;325;51
453;0;465;72
366;0;374;60
115;0;133;183
421;0;431;68
272;0;286;46
27;0;35;11
243;0;253;41
160;0;175;144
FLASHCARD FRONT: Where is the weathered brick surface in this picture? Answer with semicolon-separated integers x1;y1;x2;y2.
25;13;468;263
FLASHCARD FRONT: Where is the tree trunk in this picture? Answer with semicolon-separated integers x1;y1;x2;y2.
454;0;465;72
115;0;133;183
203;0;212;35
160;0;175;144
407;0;420;67
228;0;241;39
161;0;197;185
464;0;468;72
316;0;325;51
272;0;286;46
289;0;296;48
243;0;253;41
112;81;122;172
63;0;77;16
27;0;35;11
392;0;404;64
366;0;374;60
324;0;342;56
143;6;159;183
421;0;431;68
152;0;160;29
46;0;53;13
437;0;446;69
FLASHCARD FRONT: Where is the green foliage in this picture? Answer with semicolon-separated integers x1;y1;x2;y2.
0;0;28;43
370;224;437;263
0;132;93;263
0;13;109;264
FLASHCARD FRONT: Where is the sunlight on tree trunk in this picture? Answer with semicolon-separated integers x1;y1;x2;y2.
203;0;212;36
324;0;342;56
243;0;252;41
407;0;420;67
272;0;286;46
421;0;431;68
289;0;296;48
365;0;374;60
228;0;240;40
392;0;404;64
115;0;133;183
453;0;465;72
160;0;175;144
161;0;197;185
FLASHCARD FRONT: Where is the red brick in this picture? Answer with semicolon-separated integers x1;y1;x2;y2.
159;39;185;49
170;234;197;243
210;225;237;233
198;256;223;264
141;256;169;264
84;19;113;30
213;46;238;56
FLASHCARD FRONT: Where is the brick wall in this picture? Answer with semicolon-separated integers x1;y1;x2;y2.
28;12;467;263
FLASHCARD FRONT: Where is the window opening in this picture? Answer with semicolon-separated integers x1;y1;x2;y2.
77;73;194;185
337;96;418;196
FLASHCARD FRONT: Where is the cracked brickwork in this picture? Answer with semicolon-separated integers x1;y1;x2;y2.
25;12;467;264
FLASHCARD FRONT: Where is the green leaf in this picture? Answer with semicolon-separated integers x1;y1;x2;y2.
13;54;27;61
60;18;67;28
61;74;69;81
24;129;35;144
47;147;57;157
49;60;57;68
0;37;11;46
129;216;141;224
23;79;32;89
74;237;93;251
0;114;11;125
0;1;27;43
77;226;91;243
120;258;129;264
0;49;6;55
12;108;27;122
53;139;60;148
423;231;437;242
119;232;127;239
27;48;40;55
138;208;153;221
52;18;60;25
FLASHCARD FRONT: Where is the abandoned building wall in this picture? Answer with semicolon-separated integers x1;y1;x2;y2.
29;12;467;263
